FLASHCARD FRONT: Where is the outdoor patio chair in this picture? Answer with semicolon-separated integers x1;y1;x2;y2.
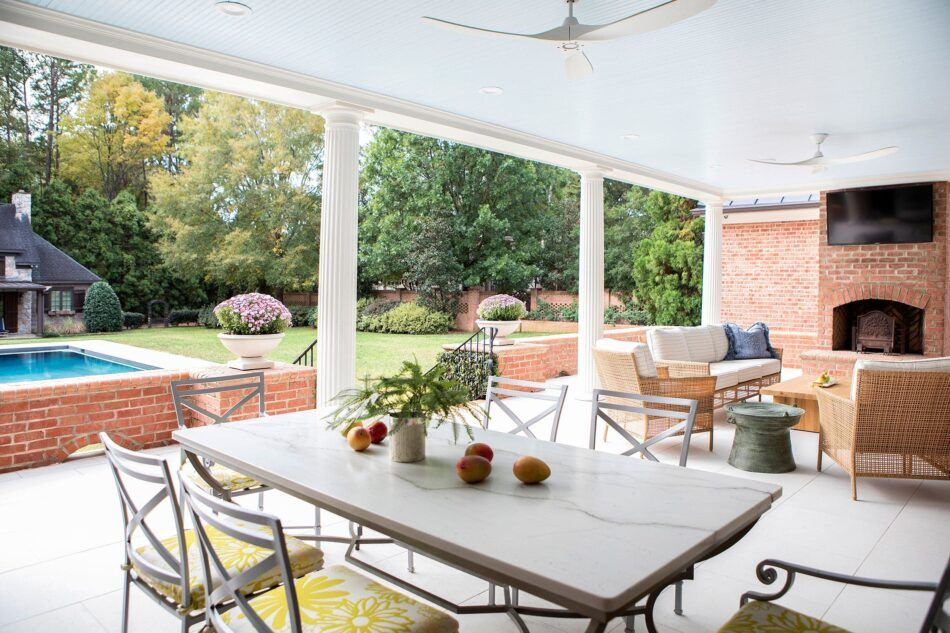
172;371;324;537
179;473;459;633
484;375;569;441
718;556;950;632
589;388;699;630
100;432;323;633
593;340;717;450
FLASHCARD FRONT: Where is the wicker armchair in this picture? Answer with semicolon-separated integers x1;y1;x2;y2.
593;341;717;450
816;357;950;500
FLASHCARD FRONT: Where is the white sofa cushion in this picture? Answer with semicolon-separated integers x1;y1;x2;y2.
647;328;690;362
753;358;782;377
708;362;740;389
710;326;730;361
721;359;764;383
595;338;658;378
851;356;950;399
682;326;718;363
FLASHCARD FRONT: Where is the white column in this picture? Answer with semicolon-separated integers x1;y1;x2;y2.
701;200;724;325
317;105;363;407
576;169;605;395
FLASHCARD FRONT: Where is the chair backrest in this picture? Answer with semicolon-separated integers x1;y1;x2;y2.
485;376;569;442
171;371;266;430
589;388;698;467
921;556;950;633
100;432;191;609
179;474;300;633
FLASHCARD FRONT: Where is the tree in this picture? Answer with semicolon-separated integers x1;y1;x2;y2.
31;55;94;184
604;185;655;295
134;75;202;172
58;72;169;200
0;47;30;146
150;92;324;296
631;192;703;325
83;281;123;332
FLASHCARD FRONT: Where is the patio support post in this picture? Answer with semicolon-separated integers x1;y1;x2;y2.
701;200;724;325
316;104;364;407
577;169;605;396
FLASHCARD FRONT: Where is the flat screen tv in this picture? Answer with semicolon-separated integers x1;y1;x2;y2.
827;184;933;245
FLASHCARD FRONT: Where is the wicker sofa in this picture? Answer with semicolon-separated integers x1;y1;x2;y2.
593;339;717;449
816;356;950;500
646;325;783;408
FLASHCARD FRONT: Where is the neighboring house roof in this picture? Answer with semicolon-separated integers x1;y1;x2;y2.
0;203;100;285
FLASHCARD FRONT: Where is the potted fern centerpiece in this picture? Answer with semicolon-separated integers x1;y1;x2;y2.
329;360;484;463
475;294;526;346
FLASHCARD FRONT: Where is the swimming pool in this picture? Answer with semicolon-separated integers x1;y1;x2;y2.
0;347;155;384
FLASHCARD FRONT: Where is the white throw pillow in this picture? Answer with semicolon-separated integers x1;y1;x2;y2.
851;356;950;399
595;338;658;378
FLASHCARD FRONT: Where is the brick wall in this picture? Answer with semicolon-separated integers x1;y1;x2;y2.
0;363;317;473
817;182;948;356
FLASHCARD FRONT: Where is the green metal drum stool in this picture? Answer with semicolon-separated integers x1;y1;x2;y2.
726;402;804;473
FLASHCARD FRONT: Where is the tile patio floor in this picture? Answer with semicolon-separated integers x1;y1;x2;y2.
0;369;947;632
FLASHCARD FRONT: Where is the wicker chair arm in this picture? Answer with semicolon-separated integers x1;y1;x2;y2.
655;359;711;378
815;387;855;441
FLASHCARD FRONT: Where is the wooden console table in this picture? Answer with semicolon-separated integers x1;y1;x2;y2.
760;374;851;433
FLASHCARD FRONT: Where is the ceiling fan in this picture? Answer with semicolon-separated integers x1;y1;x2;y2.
421;0;717;80
749;134;899;174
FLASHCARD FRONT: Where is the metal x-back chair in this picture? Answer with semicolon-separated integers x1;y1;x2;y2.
100;432;204;633
589;389;699;632
484;375;569;441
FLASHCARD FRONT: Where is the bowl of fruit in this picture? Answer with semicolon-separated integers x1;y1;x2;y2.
812;371;837;388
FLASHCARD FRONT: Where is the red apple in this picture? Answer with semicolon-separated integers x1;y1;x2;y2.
347;426;372;451
456;455;492;483
464;442;494;462
367;420;388;444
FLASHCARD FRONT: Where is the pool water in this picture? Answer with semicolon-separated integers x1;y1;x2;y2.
0;350;146;384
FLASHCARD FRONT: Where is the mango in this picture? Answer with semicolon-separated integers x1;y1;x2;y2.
456;455;492;483
464;442;494;462
513;456;550;484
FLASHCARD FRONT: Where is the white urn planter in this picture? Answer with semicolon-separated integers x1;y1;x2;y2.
218;333;284;370
388;417;427;463
476;319;521;346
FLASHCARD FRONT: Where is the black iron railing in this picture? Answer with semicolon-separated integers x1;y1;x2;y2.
293;337;317;367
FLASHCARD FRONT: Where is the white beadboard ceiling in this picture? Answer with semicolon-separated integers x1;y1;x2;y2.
10;0;950;195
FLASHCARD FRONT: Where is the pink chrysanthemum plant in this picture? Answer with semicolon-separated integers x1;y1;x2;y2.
476;294;526;321
214;293;292;335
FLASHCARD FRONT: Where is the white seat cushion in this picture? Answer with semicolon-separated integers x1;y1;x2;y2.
716;359;764;383
708;362;740;389
220;564;459;633
595;339;658;378
752;358;782;377
851;356;950;399
647;328;690;362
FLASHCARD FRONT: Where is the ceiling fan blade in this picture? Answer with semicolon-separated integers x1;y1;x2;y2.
748;157;820;166
575;0;717;42
820;146;899;165
420;16;537;42
565;49;594;80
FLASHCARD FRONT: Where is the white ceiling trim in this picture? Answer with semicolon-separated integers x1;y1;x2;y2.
0;0;722;201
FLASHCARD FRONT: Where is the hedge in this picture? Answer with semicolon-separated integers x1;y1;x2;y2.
197;305;220;329
122;311;145;329
435;350;497;400
83;282;123;333
376;302;453;334
169;308;199;326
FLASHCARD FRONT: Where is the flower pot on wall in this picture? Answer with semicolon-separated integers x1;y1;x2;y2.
389;417;427;463
218;333;284;370
475;319;521;346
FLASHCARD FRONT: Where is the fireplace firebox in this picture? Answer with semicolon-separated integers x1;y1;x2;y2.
832;300;924;354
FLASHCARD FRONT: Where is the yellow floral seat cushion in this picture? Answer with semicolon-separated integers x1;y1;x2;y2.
718;600;851;633
221;564;459;633
182;461;263;492
132;521;323;610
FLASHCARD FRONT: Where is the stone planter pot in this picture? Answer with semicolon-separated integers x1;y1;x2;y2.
218;333;284;370
475;319;521;346
389;417;427;463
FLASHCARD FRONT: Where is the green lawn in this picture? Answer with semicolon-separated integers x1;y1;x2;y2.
1;327;548;377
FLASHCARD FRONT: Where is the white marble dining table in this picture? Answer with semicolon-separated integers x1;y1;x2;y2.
173;410;781;631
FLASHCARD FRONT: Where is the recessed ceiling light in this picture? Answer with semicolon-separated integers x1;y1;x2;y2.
621;133;640;141
215;1;252;17
478;86;504;96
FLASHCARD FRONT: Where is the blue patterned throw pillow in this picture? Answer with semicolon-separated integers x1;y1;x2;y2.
723;322;776;360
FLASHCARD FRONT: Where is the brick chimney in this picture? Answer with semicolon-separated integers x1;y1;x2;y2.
12;190;31;224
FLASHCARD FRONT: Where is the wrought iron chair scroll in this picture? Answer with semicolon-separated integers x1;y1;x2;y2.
485;376;569;441
100;432;203;633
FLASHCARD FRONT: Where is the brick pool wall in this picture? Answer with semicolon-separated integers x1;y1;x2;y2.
0;363;317;473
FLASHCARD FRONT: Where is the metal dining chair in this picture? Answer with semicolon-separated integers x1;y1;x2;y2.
588;388;699;632
484;375;569;441
171;372;322;537
179;473;460;633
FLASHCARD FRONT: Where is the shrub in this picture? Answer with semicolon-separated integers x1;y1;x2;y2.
377;302;453;335
306;307;318;328
476;294;526;321
169;309;199;326
288;305;312;328
198;305;220;329
560;301;579;322
214;293;292;335
356;299;400;332
122;311;146;329
525;299;564;322
83;282;123;333
435;350;497;400
43;317;86;337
